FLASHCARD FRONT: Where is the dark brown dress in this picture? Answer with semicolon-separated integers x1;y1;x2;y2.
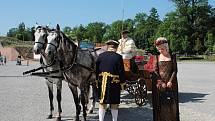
152;54;180;121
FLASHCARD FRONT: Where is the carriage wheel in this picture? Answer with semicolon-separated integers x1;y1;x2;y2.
134;78;147;106
126;83;137;95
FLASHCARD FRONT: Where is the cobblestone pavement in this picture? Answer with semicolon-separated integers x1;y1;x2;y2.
0;61;215;121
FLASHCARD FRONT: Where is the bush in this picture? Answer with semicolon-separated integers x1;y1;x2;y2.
203;55;215;61
178;56;204;60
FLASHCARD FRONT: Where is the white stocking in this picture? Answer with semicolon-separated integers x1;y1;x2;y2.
99;108;105;121
111;109;118;121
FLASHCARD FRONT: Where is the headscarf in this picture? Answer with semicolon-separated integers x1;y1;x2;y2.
155;37;169;52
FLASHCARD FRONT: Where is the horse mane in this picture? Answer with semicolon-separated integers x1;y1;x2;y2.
59;31;77;50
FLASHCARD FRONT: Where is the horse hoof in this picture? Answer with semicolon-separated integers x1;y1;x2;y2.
75;117;79;121
46;114;52;119
56;117;61;121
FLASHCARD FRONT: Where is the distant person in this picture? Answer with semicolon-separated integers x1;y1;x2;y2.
26;59;29;66
0;55;3;65
0;51;2;65
16;55;22;65
2;55;6;65
151;37;180;121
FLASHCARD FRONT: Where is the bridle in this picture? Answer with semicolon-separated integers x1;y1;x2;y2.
47;30;95;73
34;26;48;50
46;30;61;53
24;30;95;82
34;26;56;68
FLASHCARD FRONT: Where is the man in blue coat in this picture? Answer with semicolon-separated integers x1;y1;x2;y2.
96;40;126;121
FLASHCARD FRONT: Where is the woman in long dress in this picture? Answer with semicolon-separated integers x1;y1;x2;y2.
152;37;180;121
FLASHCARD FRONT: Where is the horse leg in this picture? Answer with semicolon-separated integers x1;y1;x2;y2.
46;80;54;119
82;81;91;121
68;83;81;121
81;90;88;121
88;85;96;114
56;81;62;121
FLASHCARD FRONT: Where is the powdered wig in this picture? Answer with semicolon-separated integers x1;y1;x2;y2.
155;37;169;52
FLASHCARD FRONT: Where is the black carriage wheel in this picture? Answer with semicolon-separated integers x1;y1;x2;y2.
126;84;134;94
126;82;138;95
134;78;147;106
126;81;137;95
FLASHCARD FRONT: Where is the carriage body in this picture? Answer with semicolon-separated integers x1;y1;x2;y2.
123;50;154;106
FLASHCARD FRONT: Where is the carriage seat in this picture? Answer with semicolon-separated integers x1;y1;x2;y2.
123;57;138;80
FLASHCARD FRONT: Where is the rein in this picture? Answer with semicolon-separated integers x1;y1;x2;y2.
23;51;57;75
61;46;95;73
24;31;95;79
30;70;63;79
54;32;95;73
22;58;56;75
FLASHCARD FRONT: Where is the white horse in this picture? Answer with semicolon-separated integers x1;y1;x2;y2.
33;24;63;121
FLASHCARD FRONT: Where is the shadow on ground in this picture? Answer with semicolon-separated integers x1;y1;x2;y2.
87;106;153;121
60;92;153;121
179;92;209;103
86;92;153;121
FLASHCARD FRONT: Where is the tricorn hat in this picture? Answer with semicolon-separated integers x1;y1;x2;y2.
105;40;119;45
121;30;130;34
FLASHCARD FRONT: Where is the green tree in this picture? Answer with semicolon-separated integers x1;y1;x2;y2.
133;12;148;48
7;28;18;37
7;22;32;41
156;12;186;53
63;26;73;40
205;32;215;54
104;19;134;42
85;22;106;43
70;25;86;42
145;8;161;45
170;0;212;54
104;20;123;41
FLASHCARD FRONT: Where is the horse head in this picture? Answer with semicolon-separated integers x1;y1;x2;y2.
45;24;77;65
45;24;61;56
33;23;49;54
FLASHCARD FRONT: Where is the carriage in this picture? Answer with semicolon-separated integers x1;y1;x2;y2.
123;49;154;106
24;24;156;121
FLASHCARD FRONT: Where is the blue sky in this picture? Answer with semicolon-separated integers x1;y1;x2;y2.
0;0;214;35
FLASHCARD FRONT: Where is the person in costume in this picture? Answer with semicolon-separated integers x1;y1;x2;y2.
151;37;180;121
96;40;126;121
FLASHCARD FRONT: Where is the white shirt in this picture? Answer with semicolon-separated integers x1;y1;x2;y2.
117;37;136;59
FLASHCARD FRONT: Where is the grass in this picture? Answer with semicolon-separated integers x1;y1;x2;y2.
177;55;215;62
0;36;33;47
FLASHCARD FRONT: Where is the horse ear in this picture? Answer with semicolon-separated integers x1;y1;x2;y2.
56;24;60;31
46;22;50;28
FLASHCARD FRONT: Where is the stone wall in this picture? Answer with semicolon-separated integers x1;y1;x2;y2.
0;47;20;61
